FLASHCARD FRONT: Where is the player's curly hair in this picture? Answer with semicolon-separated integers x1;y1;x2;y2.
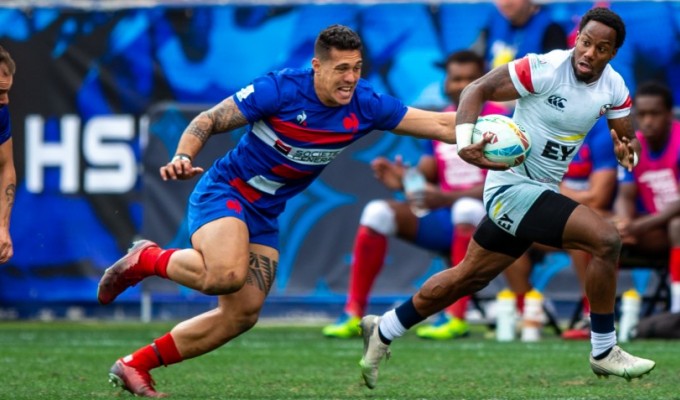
579;7;626;49
636;81;674;111
314;24;362;60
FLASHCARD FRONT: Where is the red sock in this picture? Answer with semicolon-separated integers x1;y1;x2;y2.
516;293;525;314
124;333;183;371
140;247;177;279
670;247;680;282
346;226;387;317
445;225;474;318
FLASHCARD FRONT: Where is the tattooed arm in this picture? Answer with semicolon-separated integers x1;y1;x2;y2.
160;96;249;181
0;138;14;263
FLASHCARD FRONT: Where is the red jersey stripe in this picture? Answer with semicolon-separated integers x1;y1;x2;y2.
514;57;535;94
611;95;632;110
272;164;313;179
230;177;262;203
268;117;355;146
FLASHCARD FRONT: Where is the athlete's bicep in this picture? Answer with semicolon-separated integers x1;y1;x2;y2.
469;66;521;103
205;96;249;133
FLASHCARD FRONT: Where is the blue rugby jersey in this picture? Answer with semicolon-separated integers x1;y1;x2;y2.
211;68;407;214
0;107;10;145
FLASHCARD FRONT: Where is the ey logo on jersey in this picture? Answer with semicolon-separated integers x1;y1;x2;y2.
546;95;566;111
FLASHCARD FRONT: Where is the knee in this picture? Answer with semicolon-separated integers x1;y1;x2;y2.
592;225;622;260
359;200;396;236
668;217;680;242
201;266;248;295
451;197;485;226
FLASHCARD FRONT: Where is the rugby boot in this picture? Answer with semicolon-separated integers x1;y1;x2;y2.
589;345;655;381
108;359;167;398
98;240;159;305
416;315;470;340
359;315;391;389
322;313;362;338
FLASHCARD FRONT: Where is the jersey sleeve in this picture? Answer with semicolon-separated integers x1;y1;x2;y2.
617;164;634;184
588;118;618;171
366;90;408;131
605;71;632;119
0;107;10;145
421;140;435;157
233;73;282;123
508;52;556;97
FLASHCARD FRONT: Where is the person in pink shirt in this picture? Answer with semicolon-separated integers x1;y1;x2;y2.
323;50;508;339
614;81;680;314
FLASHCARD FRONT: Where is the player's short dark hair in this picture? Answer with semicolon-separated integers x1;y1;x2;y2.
314;24;362;60
579;7;626;49
441;50;485;73
0;45;15;75
635;81;674;111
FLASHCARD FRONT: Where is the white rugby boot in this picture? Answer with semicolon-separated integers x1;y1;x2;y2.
589;345;655;381
358;315;391;389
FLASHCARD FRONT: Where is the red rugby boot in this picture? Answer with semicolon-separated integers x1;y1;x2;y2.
97;240;159;305
108;359;167;398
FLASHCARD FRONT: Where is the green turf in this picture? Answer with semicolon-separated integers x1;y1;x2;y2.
0;321;677;399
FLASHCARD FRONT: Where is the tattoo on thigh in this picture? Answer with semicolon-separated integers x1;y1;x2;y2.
247;253;277;294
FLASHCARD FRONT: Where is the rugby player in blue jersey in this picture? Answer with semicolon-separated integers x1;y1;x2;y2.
97;24;500;398
0;46;15;265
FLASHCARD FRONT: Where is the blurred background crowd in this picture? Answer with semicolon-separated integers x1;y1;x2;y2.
1;0;679;340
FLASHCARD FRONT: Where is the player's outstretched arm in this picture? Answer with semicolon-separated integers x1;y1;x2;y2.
160;96;249;181
0;138;14;263
391;108;456;144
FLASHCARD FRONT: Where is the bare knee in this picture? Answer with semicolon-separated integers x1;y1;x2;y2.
591;225;622;261
668;217;680;243
201;265;248;295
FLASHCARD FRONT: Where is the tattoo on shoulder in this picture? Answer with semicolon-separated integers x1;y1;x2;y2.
187;97;248;144
247;252;277;294
5;183;14;207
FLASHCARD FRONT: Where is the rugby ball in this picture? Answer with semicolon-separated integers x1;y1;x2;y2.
472;114;531;167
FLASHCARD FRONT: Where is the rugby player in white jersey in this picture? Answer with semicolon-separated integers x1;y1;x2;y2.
358;7;655;388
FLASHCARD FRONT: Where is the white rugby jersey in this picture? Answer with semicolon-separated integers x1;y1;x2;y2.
486;49;631;192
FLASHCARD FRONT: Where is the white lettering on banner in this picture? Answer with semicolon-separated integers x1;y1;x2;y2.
84;115;136;193
26;115;80;193
638;169;680;212
25;114;138;194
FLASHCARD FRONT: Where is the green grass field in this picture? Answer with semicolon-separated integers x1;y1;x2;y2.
0;321;677;400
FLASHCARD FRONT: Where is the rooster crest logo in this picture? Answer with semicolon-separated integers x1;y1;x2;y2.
296;110;307;126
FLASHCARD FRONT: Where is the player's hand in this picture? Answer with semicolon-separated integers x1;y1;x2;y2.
458;139;509;171
0;228;14;264
419;185;449;209
371;155;405;190
611;129;635;172
160;154;204;181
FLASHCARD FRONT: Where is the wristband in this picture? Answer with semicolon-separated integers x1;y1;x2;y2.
172;153;192;163
456;123;474;153
618;152;639;168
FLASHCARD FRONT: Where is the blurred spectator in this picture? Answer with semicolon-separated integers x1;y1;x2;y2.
614;81;680;314
0;45;15;265
322;50;508;339
486;0;567;69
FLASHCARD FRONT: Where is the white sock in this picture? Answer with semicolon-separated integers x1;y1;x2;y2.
378;309;407;341
671;283;680;313
591;331;616;358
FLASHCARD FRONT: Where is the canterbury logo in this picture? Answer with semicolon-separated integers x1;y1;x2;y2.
546;95;566;110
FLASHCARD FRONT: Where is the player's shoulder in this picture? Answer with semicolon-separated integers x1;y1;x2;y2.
533;49;572;69
261;67;313;102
